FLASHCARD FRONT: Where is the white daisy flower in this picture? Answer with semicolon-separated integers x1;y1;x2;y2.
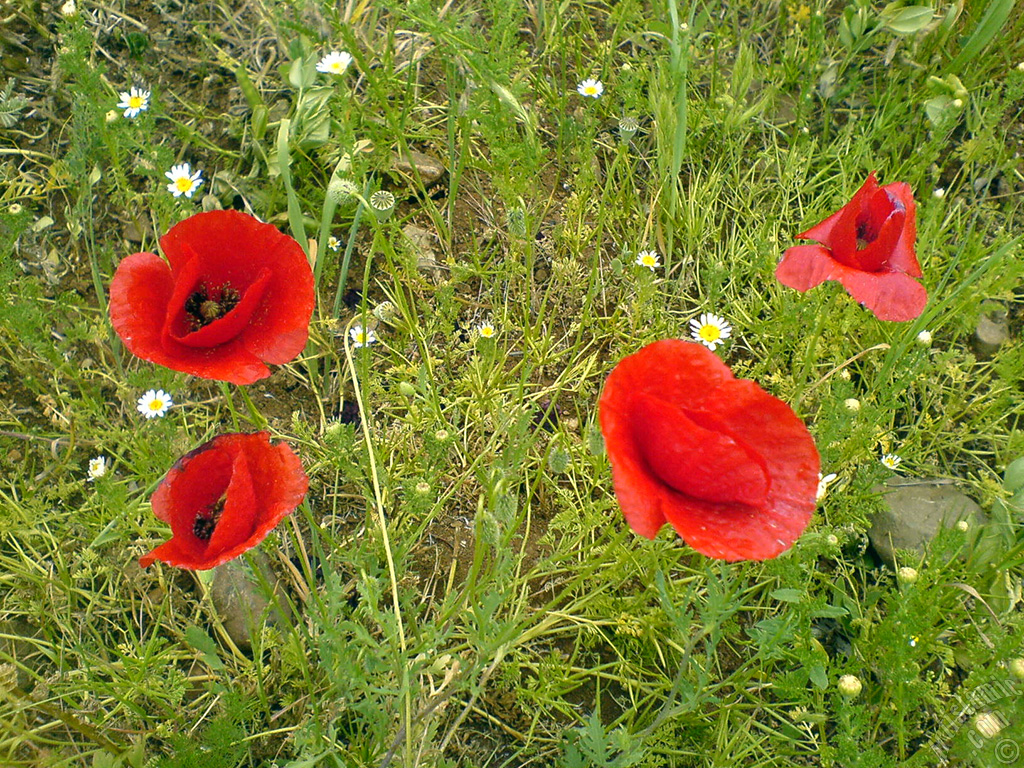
932;188;945;199
816;472;838;502
577;79;604;98
349;324;377;348
116;86;150;119
317;51;354;76
881;453;902;470
635;250;660;270
689;313;732;351
327;236;341;252
916;330;932;346
165;163;203;198
87;456;108;481
477;321;497;339
137;389;173;419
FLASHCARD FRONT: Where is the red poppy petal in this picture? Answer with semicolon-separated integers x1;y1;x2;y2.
205;450;257;556
599;341;819;559
160;211;314;363
881;182;922;277
799;172;879;258
832;265;928;322
109;252;175;362
166;266;272;348
775;244;841;291
851;207;905;272
140;433;308;570
631;392;769;507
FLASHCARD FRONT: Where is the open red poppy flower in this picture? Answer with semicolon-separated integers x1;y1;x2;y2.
139;432;308;570
775;172;926;322
599;340;819;561
110;210;315;385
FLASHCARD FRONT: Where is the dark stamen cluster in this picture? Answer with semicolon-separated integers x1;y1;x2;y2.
184;284;241;330
192;497;226;541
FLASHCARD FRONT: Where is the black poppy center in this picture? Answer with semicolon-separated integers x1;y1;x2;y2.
193;496;226;541
855;220;877;251
185;283;241;330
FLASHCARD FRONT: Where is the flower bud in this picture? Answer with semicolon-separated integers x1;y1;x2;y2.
60;0;77;16
398;381;416;398
844;398;861;412
838;675;862;698
1010;658;1024;680
897;566;918;584
327;177;359;204
932;188;945;199
916;330;932;346
974;712;1003;739
956;520;969;532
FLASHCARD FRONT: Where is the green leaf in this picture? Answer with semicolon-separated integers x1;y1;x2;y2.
947;0;1017;71
184;626;225;671
809;663;829;690
1003;456;1024;494
771;588;804;602
882;5;935;34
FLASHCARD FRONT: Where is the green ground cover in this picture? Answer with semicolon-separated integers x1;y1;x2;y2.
1;0;1023;765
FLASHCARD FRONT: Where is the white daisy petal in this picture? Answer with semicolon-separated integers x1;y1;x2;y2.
164;163;203;198
349;324;377;348
317;51;354;76
137;389;173;419
87;456;109;481
577;79;604;98
689;312;732;351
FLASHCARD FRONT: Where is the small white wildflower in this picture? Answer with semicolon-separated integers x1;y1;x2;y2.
1018;62;1024;72
316;51;354;76
349;324;377;348
897;566;918;584
956;519;970;532
327;236;341;252
477;321;497;339
635;250;660;270
116;86;150;119
881;453;902;471
932;187;945;199
137;389;173;419
974;712;1003;739
105;109;120;123
916;329;932;346
689;313;732;351
826;534;839;546
577;79;604;98
951;98;963;109
60;0;76;16
844;398;861;412
165;163;203;198
87;456;108;481
816;472;838;502
837;675;862;698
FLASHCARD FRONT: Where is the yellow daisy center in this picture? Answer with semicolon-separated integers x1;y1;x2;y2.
584;86;597;95
129;95;143;109
480;326;494;337
641;255;655;266
699;325;720;342
148;400;162;411
175;177;193;192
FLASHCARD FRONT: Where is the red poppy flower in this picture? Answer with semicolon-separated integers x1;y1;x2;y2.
598;340;819;561
139;432;308;570
110;210;315;385
775;172;926;322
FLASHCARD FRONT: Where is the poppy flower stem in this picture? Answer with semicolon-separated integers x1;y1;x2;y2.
237;385;267;428
218;381;241;431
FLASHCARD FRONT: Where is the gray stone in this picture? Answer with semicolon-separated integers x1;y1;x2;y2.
210;552;284;650
392;149;446;186
972;308;1009;360
868;478;984;567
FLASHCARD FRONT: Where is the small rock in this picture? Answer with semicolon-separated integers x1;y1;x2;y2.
210;552;285;650
392;150;446;186
972;307;1009;359
402;224;446;280
868;478;983;567
122;219;154;244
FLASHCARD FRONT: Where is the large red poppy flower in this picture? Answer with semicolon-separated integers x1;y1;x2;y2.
110;210;315;385
139;432;308;570
598;340;819;561
775;172;926;322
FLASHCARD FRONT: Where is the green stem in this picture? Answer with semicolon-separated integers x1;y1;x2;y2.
237;386;267;429
219;381;240;431
799;305;828;389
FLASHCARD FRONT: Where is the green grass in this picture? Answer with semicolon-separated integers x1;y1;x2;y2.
2;0;1024;765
